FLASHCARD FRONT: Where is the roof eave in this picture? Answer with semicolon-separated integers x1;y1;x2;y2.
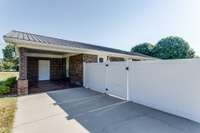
4;37;150;60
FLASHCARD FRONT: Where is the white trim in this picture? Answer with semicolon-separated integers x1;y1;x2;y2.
63;53;79;57
26;53;63;58
83;62;86;87
5;37;150;60
97;55;107;63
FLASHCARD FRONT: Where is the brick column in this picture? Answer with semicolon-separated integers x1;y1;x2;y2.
19;48;27;80
18;48;28;95
17;80;28;95
69;54;97;86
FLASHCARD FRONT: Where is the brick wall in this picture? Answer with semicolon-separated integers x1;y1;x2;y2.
109;57;125;62
27;57;38;84
83;54;98;63
50;58;66;80
69;54;97;85
27;57;66;85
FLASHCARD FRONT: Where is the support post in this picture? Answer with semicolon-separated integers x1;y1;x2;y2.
18;48;28;95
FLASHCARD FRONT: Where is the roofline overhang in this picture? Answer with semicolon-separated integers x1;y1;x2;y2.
4;36;155;60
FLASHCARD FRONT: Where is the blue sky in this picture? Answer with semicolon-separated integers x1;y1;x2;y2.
0;0;200;57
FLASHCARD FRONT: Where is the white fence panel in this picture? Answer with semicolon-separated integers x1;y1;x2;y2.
106;62;128;99
129;59;200;123
84;63;106;93
84;59;200;122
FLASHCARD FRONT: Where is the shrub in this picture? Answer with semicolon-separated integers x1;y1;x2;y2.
3;77;17;87
0;85;10;95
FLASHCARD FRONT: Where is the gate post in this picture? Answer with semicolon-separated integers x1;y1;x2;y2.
126;61;130;101
83;62;86;88
105;61;109;94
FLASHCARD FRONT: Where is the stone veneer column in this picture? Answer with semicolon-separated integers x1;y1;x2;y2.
17;48;28;95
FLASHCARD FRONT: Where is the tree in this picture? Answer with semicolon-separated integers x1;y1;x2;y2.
1;44;18;71
3;44;16;61
2;61;16;71
0;59;3;71
131;42;154;56
152;36;195;59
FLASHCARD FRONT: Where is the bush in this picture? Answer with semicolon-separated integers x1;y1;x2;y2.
0;85;10;95
3;77;17;87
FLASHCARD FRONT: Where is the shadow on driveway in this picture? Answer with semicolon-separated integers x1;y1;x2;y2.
47;88;200;133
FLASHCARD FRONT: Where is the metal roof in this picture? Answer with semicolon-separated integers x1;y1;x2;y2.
3;30;151;57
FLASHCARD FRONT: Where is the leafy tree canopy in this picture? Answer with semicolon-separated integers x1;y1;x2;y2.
3;44;16;61
131;36;195;59
131;42;154;56
152;36;195;59
1;44;18;71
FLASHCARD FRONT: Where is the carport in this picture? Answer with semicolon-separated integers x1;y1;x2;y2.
3;30;150;95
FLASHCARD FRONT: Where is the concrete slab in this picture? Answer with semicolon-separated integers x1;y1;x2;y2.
13;88;200;133
14;114;89;133
106;116;183;133
47;87;100;103
14;93;67;127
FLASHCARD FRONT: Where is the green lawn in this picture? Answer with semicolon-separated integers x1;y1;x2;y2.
0;97;17;133
0;72;19;81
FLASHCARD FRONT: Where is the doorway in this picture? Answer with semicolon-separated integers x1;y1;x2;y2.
39;60;50;80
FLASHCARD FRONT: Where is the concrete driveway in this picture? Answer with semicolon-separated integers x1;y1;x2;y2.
13;87;200;133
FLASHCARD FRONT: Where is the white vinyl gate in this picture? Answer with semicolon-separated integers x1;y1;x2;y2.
84;62;128;99
106;62;128;99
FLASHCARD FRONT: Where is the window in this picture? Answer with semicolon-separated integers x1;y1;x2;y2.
99;57;104;63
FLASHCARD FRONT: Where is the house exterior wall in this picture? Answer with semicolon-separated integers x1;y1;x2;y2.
109;57;125;62
50;58;66;80
27;57;66;85
69;54;97;85
27;57;38;84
